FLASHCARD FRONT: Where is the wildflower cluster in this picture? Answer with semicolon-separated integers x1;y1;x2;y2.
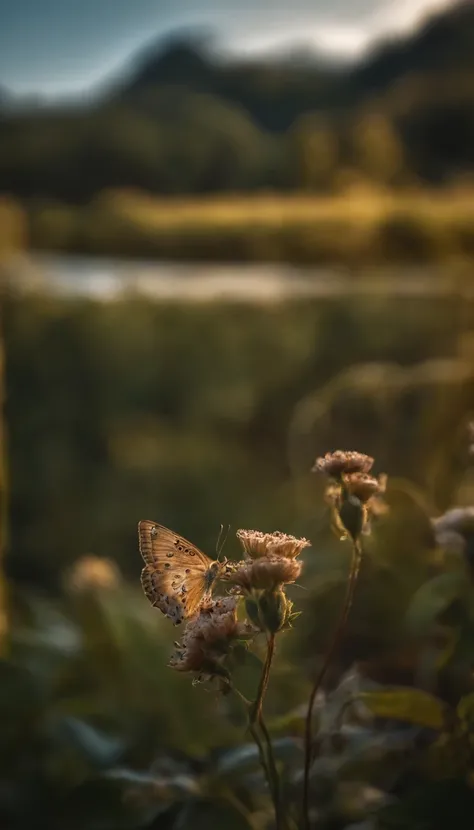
154;448;389;830
313;450;387;541
169;596;254;683
230;530;310;634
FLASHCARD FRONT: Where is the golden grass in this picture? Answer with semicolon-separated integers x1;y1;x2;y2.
26;187;474;265
98;188;474;231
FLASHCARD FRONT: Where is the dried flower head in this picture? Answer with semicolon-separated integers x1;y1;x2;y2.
342;473;382;504
169;597;253;680
432;507;474;570
191;596;251;644
236;529;310;560
231;555;302;592
313;450;374;480
326;470;388;541
432;507;474;540
65;555;121;593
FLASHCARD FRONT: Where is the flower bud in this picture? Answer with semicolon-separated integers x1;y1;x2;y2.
245;596;264;631
258;588;289;634
338;494;365;541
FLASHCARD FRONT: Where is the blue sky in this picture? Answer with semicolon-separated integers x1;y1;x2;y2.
0;0;457;98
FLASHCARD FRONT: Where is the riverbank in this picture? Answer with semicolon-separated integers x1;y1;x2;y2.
25;189;474;266
5;254;474;302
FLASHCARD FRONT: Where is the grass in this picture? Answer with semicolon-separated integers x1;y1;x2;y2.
99;188;474;228
17;186;474;265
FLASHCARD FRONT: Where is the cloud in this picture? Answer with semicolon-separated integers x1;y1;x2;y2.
220;0;457;58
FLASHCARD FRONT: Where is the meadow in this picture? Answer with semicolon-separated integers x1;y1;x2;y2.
24;188;474;266
1;285;474;827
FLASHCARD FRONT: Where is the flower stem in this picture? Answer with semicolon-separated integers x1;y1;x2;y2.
230;682;278;819
250;633;284;829
302;539;362;830
258;637;282;824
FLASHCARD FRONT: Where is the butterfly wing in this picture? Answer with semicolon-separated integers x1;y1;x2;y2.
140;564;186;625
138;520;213;625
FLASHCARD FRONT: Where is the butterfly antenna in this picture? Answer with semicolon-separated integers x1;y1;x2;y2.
215;524;224;558
217;523;231;560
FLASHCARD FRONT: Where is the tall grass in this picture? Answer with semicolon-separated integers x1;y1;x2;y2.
27;188;474;265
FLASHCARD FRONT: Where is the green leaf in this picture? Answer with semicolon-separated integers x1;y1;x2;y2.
216;737;301;776
267;705;307;735
0;659;42;716
216;743;261;774
406;572;467;635
106;768;199;798
63;774;169;830
48;717;124;768
357;688;447;730
457;693;474;727
447;622;474;670
309;725;420;786
174;799;254;830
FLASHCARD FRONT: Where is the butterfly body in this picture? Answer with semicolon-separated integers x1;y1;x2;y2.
138;520;226;625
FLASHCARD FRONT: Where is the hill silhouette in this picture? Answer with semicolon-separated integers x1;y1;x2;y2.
0;1;473;203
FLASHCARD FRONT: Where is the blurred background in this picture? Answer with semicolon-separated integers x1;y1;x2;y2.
1;1;474;828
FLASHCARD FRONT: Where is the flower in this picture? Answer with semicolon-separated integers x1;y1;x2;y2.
65;555;121;593
342;472;383;504
193;597;252;645
169;597;254;680
317;457;388;540
231;555;302;592
432;507;474;572
236;529;310;560
312;450;374;480
432;507;474;542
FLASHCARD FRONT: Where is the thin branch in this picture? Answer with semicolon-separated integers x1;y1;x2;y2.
302;539;362;830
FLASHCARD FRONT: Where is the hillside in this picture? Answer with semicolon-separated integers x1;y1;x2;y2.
0;1;473;203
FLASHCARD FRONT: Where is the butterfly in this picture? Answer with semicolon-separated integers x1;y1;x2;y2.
138;520;228;625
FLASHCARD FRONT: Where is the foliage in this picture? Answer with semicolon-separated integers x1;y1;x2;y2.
0;583;271;829
5;290;474;591
17;189;474;265
4;269;474;826
2;4;474;263
2;429;474;828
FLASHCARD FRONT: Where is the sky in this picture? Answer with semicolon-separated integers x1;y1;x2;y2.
0;0;458;99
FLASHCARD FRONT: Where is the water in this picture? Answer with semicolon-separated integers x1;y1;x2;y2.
4;253;474;302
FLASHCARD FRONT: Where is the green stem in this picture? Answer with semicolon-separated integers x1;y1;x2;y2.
230;685;274;806
225;789;260;830
250;633;283;829
302;539;362;830
258;636;282;825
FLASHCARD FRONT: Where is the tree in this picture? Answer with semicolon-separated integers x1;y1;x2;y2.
290;113;338;191
350;111;405;187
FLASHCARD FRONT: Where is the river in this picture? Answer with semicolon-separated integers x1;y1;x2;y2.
3;253;474;302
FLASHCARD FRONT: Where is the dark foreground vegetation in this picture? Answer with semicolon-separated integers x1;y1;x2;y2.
2;288;474;828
